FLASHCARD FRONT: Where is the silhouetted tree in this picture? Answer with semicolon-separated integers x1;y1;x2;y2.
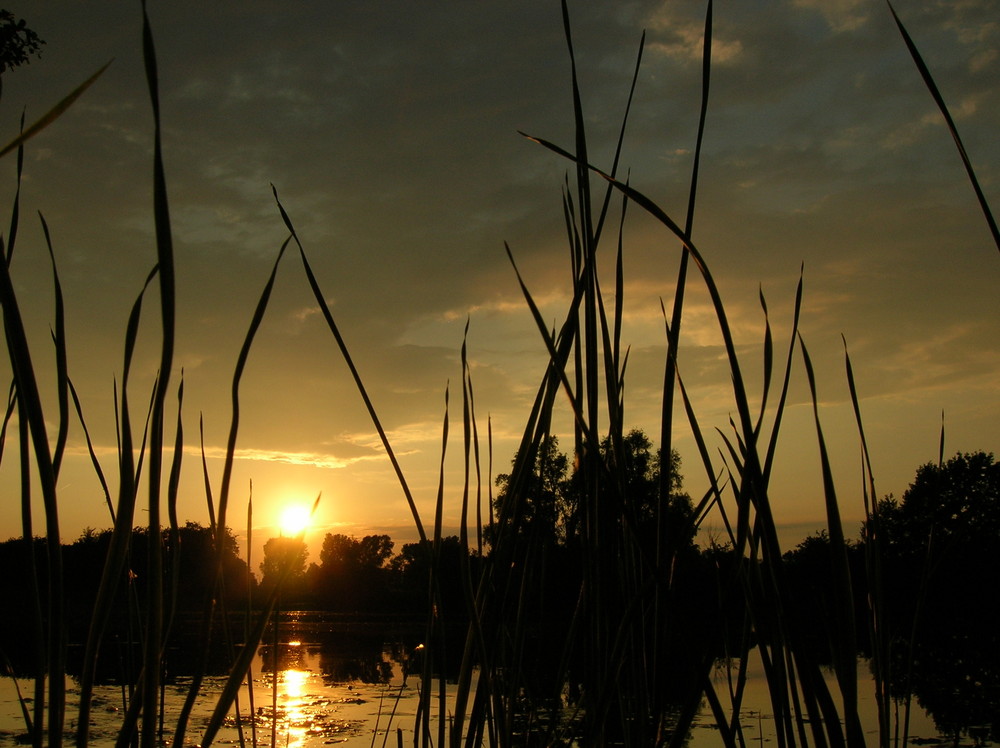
260;536;308;594
489;428;693;551
483;429;699;714
781;531;869;660
1;524;253;677
357;534;394;569
309;533;394;612
0;10;43;77
595;428;695;551
165;522;252;608
390;536;472;620
318;532;392;571
2;524;251;620
875;451;999;557
871;451;1000;742
490;435;570;548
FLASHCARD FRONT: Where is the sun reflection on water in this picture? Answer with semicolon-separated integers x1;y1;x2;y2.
276;667;311;748
217;635;413;746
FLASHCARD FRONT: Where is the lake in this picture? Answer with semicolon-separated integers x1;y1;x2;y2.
0;612;950;746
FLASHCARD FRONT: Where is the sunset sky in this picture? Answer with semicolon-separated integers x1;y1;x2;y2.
0;1;997;566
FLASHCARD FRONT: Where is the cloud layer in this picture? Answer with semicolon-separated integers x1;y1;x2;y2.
0;1;997;558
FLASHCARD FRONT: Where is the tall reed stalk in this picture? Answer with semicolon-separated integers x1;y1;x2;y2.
1;8;318;748
380;3;996;747
1;2;994;747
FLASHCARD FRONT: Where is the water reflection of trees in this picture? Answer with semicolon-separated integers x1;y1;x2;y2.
257;635;396;685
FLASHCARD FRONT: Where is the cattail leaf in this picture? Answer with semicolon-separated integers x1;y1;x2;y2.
888;1;999;254
0;61;112;160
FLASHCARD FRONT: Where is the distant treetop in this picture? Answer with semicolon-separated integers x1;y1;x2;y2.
0;10;44;75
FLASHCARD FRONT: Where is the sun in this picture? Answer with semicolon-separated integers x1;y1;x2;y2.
279;504;311;536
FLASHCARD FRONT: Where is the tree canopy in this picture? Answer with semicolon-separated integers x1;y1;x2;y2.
870;451;1000;740
490;428;694;552
873;450;999;557
260;535;308;588
0;10;44;75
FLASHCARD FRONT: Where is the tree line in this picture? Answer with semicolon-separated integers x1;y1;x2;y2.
0;433;996;737
1;437;995;640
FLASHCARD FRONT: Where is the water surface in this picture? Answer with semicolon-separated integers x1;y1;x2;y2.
0;612;950;747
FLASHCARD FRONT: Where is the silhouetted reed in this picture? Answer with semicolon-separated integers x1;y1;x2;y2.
0;2;994;747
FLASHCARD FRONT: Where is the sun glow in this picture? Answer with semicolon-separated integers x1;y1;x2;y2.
279;505;311;536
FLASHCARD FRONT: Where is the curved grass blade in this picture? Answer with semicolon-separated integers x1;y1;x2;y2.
887;1;999;254
798;334;864;748
4;111;24;265
199;415;217;528
761;267;804;485
15;409;44;748
214;234;289;554
432;387;449;747
0;205;64;748
937;410;945;468
843;338;891;746
164;376;185;643
662;312;732;544
559;0;594;255
272;186;428;543
76;268;158;748
460;323;473;553
754;286;774;440
68;378;115;521
39;213;70;476
0;648;33;737
1;109;67;748
521;132;765;472
504;242;597;455
198;500;319;748
170;236;290;748
594;32;644;243
0;381;15;463
139;2;179;735
469;344;484;556
662;0;713;486
0;61;112;160
656;9;714;715
244;490;257;748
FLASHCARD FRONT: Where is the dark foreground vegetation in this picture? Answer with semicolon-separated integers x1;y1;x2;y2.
1;2;998;747
2;447;997;741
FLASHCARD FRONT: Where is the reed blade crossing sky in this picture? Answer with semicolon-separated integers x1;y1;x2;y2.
0;1;997;561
